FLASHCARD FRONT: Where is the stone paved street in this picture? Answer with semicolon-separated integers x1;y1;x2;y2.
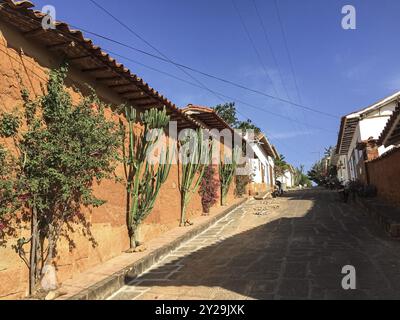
108;189;400;300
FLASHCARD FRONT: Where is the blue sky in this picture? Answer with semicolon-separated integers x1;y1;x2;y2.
31;0;400;170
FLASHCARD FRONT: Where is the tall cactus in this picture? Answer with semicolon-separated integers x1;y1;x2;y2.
179;129;210;226
122;106;173;250
219;146;240;206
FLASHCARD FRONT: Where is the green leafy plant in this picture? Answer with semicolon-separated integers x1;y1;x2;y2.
294;165;312;188
122;106;173;250
214;102;238;127
0;63;121;295
274;154;289;180
178;129;210;226
214;102;261;133
0;145;19;246
0;112;20;138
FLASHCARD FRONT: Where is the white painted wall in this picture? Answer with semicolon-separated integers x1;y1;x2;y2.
267;155;275;186
344;101;396;182
246;140;274;187
277;170;294;188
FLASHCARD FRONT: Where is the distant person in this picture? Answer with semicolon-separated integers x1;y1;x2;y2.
276;180;283;196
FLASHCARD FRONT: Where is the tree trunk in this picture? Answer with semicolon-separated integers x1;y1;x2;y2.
29;205;38;296
45;223;55;267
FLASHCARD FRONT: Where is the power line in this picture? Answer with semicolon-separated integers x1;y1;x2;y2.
87;0;225;104
105;48;336;134
105;46;310;156
234;108;306;157
251;0;305;134
251;0;290;101
67;23;338;119
273;0;311;134
273;0;302;105
73;2;335;158
231;0;280;97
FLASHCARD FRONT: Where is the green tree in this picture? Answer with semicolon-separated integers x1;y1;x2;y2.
294;165;312;187
214;102;261;133
0;64;121;295
308;146;338;186
214;102;238;127
274;154;289;179
236;119;261;134
308;161;325;185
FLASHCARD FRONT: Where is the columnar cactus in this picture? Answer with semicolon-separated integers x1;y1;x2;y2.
179;129;210;226
122;106;172;250
219;146;240;206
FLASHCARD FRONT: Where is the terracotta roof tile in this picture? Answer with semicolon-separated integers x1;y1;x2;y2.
0;0;203;129
378;101;400;147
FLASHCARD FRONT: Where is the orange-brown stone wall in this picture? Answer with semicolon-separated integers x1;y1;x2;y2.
0;21;239;299
366;148;400;206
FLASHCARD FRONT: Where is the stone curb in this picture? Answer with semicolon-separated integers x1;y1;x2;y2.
354;196;400;238
68;197;249;300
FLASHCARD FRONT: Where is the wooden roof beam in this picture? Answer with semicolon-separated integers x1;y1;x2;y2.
120;91;145;99
96;76;123;83
108;83;135;89
24;27;46;38
48;41;76;51
81;66;110;73
129;99;163;109
67;54;93;61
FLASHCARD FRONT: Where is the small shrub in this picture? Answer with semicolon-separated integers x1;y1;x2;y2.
0;113;20;138
235;174;252;197
199;165;219;214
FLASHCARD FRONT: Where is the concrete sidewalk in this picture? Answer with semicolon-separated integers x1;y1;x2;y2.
56;197;248;300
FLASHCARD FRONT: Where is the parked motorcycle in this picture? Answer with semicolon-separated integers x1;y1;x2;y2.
272;180;284;198
338;181;350;203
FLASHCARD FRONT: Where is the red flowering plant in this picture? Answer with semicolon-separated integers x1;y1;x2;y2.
199;165;219;214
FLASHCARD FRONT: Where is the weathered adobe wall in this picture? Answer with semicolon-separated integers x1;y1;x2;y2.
0;21;239;299
0;21;130;299
366;147;400;206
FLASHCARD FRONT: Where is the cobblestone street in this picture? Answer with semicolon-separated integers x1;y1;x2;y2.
108;189;400;300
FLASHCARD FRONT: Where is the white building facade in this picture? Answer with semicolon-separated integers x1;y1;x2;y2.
336;92;399;183
244;134;277;194
277;166;295;189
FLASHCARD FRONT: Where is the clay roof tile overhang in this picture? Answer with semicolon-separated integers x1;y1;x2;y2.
257;134;278;159
0;0;202;130
378;101;400;147
272;145;279;158
336;91;400;156
182;105;233;132
181;105;255;152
